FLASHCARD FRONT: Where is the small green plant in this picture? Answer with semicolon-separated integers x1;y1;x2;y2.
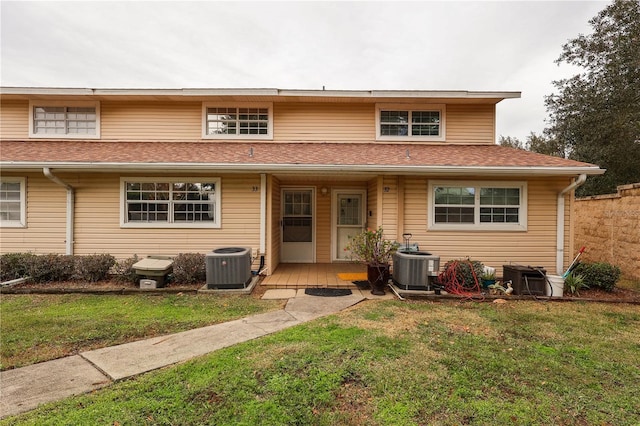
564;272;588;296
573;262;621;292
172;253;206;284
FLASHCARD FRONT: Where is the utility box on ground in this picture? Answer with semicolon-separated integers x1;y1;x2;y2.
502;265;547;296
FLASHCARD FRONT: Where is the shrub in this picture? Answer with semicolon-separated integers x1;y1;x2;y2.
0;253;36;282
564;272;588;296
74;254;116;282
172;253;206;284
112;255;140;285
573;262;621;292
441;259;484;289
27;254;75;283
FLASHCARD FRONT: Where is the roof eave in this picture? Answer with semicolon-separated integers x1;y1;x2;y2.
0;162;604;176
0;87;521;101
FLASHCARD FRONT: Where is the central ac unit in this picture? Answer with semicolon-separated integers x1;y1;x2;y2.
392;250;441;290
206;247;252;289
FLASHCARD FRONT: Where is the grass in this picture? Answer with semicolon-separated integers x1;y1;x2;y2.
0;293;283;370
3;299;639;425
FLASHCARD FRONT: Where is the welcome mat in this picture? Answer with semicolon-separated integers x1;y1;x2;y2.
337;272;368;281
305;288;353;297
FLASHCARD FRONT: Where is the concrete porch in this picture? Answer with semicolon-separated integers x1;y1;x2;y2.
260;263;367;289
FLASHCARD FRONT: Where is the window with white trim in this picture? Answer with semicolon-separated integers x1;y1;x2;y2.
203;103;273;139
428;181;527;231
0;178;26;227
121;178;221;228
29;101;100;139
376;104;445;141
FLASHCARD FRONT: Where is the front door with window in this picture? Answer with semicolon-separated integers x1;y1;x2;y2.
281;188;315;263
333;190;366;261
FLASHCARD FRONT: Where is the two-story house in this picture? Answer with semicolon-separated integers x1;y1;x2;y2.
0;87;603;285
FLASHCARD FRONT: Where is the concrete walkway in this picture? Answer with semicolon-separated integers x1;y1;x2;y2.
1;289;390;419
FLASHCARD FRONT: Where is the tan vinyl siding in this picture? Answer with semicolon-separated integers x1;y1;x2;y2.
2;99;496;144
446;104;495;144
399;177;573;276
274;103;374;141
381;176;398;241
268;176;281;274
39;172;262;259
0;100;29;139
367;178;378;229
0;173;67;253
100;101;202;140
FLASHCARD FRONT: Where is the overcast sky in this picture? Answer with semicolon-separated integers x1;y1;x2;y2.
1;1;608;142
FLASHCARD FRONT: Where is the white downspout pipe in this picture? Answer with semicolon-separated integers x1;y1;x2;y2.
259;173;267;256
556;174;586;274
43;168;75;255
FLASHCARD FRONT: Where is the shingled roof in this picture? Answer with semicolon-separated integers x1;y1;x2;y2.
0;140;602;176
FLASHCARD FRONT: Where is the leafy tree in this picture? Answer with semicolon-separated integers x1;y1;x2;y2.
545;0;640;196
498;135;525;150
528;132;566;158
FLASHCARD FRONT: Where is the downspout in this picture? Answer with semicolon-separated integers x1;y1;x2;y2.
556;174;586;274
43;168;75;255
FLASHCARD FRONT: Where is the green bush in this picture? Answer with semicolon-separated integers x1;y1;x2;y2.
441;259;484;289
27;254;76;283
573;262;621;292
172;253;206;284
112;255;140;284
74;254;116;282
0;253;36;282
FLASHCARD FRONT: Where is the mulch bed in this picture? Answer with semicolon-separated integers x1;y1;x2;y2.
2;280;639;303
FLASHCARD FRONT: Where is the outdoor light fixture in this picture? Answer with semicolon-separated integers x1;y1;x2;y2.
321;187;328;196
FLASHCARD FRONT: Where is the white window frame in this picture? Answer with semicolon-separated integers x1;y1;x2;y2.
120;177;221;229
202;102;273;140
29;100;101;139
0;177;27;228
376;103;446;141
428;180;527;231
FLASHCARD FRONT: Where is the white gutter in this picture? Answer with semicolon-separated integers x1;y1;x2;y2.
2;162;605;176
43;168;75;255
260;173;267;255
556;174;587;274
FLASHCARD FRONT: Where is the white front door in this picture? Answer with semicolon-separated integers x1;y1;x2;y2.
281;188;315;263
333;190;366;261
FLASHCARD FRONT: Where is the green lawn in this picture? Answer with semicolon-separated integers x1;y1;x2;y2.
0;293;283;370
3;299;639;425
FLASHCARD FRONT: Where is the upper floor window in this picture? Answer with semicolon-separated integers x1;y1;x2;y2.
203;103;273;139
0;178;26;228
120;178;221;228
29;101;100;139
376;104;445;141
428;181;527;231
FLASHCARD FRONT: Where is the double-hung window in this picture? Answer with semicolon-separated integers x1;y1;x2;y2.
0;178;26;228
203;103;273;139
376;104;445;141
429;181;527;231
121;178;221;228
29;101;100;139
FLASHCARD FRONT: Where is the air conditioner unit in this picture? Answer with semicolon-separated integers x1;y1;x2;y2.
392;250;440;290
206;247;252;289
